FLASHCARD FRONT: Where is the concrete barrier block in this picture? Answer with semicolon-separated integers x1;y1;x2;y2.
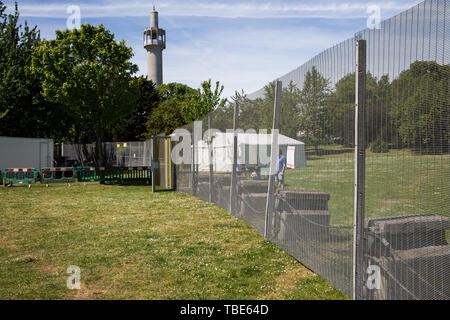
277;191;330;212
277;210;330;241
368;245;450;300
215;185;230;211
239;193;267;218
365;214;450;250
238;180;268;194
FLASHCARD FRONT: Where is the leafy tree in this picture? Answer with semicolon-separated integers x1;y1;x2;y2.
298;66;332;154
144;82;200;137
223;90;266;132
161;82;202;122
186;79;227;132
369;137;389;153
280;81;302;139
254;82;280;130
390;61;449;153
0;1;4;20
112;77;158;141
216;81;301;140
0;1;68;138
328;72;395;148
196;79;227;120
232;80;301;138
144;98;188;137
157;82;199;102
370;74;393;146
210;91;236;131
32;24;139;165
327;73;357;147
0;1;5;60
145;80;227;137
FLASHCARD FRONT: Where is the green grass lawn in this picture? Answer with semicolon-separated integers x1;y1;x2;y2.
286;147;449;226
0;183;347;300
2;147;445;300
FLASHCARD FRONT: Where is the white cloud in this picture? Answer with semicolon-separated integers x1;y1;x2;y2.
10;0;423;97
156;25;355;97
15;0;421;19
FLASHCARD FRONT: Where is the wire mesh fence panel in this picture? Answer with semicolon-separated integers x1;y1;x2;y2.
173;122;194;195
266;38;357;297
114;141;152;167
172;121;196;196
357;0;449;300
170;0;448;300
62;141;152;167
173;98;274;234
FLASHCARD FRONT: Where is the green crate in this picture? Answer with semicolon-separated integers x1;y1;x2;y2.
3;168;38;185
77;167;104;182
100;167;152;185
41;168;76;184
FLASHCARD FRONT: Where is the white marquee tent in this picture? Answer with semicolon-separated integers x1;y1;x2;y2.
196;132;306;172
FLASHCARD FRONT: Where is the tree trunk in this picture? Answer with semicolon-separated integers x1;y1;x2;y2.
95;125;104;167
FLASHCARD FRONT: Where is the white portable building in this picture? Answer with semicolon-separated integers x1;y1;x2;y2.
0;136;54;170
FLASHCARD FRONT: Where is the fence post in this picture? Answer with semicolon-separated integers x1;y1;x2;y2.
264;80;282;239
229;102;239;214
191;138;195;193
151;137;156;193
353;39;366;300
192;122;199;196
208;114;214;203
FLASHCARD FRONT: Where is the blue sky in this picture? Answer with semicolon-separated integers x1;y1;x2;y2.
5;0;421;97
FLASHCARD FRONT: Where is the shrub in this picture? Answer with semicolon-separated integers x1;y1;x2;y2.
370;137;389;153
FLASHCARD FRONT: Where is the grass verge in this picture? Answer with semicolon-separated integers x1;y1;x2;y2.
0;183;347;300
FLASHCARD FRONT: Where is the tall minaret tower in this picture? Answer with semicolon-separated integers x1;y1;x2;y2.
143;7;166;87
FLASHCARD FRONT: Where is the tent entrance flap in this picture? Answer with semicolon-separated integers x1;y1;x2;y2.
151;136;175;192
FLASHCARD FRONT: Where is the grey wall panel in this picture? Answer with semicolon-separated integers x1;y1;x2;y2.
0;137;54;170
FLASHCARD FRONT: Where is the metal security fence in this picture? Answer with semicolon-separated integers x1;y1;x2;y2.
356;0;449;300
171;0;449;300
61;141;152;167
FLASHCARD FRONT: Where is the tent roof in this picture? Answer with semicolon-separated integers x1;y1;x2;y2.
196;132;304;147
236;133;304;146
